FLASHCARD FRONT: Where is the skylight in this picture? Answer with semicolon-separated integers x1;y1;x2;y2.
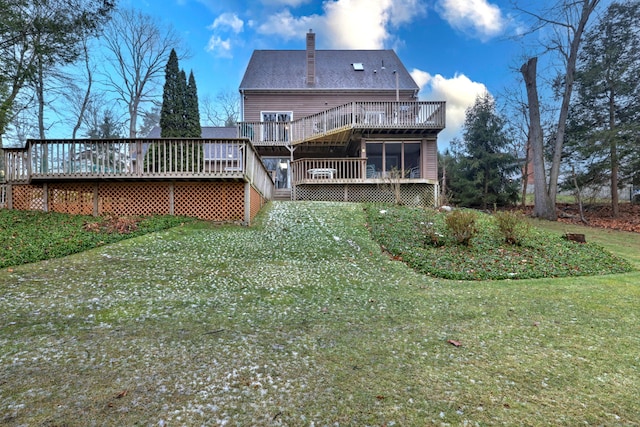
352;63;364;71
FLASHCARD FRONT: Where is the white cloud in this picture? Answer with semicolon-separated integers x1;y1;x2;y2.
257;9;319;40
256;0;427;49
260;0;311;6
411;69;488;148
205;13;244;58
206;35;233;58
210;12;244;34
436;0;505;41
323;0;390;49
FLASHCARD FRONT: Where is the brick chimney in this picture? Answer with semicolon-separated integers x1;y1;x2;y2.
306;29;315;86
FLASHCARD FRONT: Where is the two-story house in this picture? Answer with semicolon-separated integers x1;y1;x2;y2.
237;30;446;205
1;31;445;222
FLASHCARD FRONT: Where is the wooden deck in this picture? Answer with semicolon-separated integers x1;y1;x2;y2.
238;101;446;147
2;138;275;223
4;138;270;188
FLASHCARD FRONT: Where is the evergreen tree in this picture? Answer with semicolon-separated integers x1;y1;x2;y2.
178;69;188;135
154;49;203;172
565;1;640;216
160;49;184;137
449;93;520;209
160;50;201;138
86;111;121;139
185;71;201;138
138;106;160;137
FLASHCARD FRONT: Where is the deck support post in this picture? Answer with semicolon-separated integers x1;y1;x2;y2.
244;182;251;225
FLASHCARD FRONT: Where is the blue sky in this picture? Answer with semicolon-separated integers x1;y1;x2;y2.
119;0;567;145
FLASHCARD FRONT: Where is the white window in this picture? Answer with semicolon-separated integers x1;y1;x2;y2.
261;111;292;142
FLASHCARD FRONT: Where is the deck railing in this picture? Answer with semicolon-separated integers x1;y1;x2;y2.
292;158;368;183
238;101;446;146
4;139;274;196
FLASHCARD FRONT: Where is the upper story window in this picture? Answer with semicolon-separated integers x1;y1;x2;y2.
262;112;292;122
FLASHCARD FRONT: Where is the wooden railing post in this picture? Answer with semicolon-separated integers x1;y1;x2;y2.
136;140;143;176
27;142;32;181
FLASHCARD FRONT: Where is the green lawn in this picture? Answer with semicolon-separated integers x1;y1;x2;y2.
1;202;638;425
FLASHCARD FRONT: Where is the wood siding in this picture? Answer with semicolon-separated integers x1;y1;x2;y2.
424;138;438;181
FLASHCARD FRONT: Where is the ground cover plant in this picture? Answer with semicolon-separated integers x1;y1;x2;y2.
1;201;639;425
364;204;633;280
0;209;193;268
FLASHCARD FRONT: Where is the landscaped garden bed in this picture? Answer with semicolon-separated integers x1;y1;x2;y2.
364;204;633;280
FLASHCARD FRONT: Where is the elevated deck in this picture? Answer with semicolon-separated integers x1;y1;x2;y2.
3;138;274;222
238;101;446;147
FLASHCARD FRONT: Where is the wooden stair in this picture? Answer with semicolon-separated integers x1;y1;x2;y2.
273;188;292;201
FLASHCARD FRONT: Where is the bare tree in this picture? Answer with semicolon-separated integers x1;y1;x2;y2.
500;84;533;208
0;0;113;142
67;39;94;139
517;0;602;220
201;89;240;127
101;8;184;137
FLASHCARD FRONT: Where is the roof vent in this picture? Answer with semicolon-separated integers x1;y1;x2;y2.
352;63;364;71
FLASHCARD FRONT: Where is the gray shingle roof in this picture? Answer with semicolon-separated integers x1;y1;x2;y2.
239;50;419;92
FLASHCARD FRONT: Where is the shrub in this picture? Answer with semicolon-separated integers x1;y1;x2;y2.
418;220;445;247
445;210;478;245
494;210;530;245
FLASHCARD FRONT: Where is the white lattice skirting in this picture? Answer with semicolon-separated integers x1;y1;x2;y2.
294;183;437;206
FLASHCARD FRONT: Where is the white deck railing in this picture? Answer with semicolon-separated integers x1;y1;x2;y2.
292;158;368;183
238;101;446;146
3;139;274;198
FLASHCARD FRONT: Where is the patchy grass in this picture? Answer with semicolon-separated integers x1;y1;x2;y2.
530;217;640;270
0;209;193;268
364;204;633;280
1;202;639;425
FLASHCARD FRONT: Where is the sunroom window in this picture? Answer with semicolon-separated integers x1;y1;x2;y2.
365;141;421;178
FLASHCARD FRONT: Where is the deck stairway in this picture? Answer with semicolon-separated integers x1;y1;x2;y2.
273;188;292;201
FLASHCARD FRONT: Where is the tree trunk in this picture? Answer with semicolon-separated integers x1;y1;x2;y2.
441;157;447;204
521;136;530;208
609;88;619;217
548;0;600;207
72;41;93;140
129;102;138;138
36;54;46;140
520;57;556;220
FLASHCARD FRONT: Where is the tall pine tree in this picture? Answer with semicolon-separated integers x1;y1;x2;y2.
153;49;203;171
448;93;520;209
565;1;640;216
160;49;185;137
185;71;202;138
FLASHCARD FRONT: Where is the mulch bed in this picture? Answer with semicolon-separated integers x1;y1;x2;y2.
555;203;640;233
